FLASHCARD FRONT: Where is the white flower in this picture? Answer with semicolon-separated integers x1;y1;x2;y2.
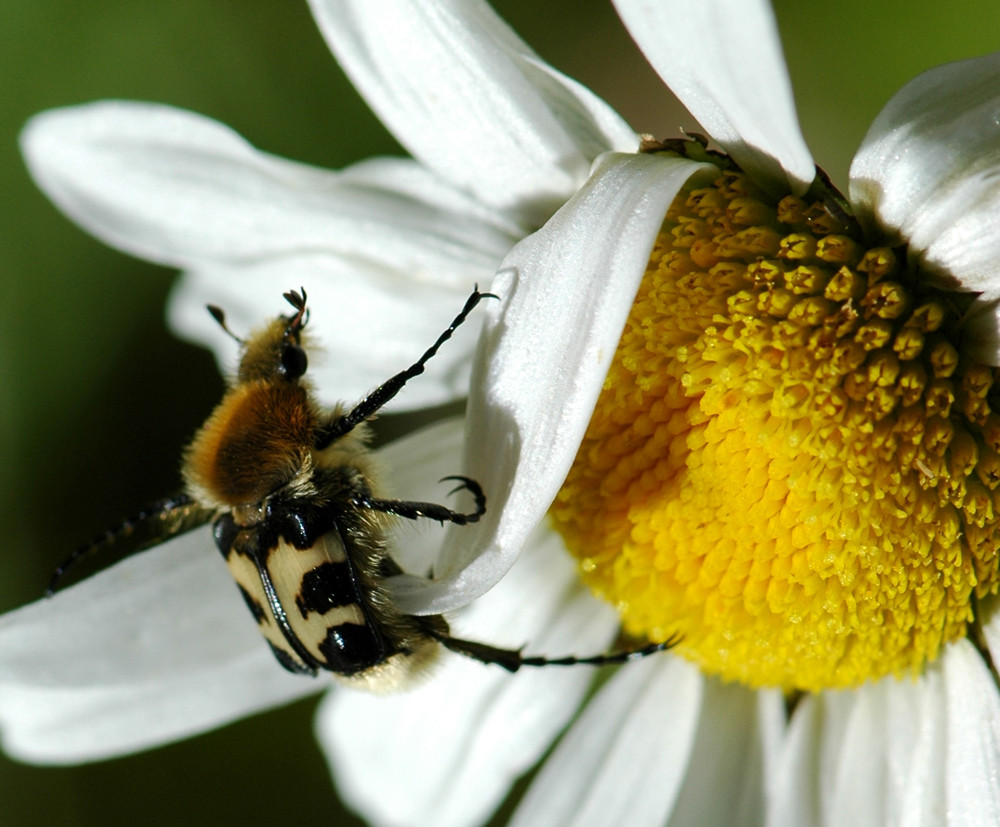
8;2;1000;827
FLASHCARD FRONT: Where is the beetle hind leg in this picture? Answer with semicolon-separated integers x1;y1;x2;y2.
46;493;212;596
425;626;682;673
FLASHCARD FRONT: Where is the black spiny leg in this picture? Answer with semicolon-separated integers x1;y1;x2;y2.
357;476;486;526
316;287;497;450
46;494;213;596
423;624;682;673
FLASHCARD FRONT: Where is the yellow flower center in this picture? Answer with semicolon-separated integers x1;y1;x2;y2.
550;164;1000;691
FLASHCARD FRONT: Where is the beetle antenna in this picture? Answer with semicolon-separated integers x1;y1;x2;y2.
207;304;245;345
282;288;309;336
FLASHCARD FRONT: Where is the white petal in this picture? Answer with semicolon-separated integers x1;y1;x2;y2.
666;683;783;827
614;0;814;196
849;52;1000;297
828;689;891;825
309;0;637;225
339;156;524;241
769;693;825;826
168;259;488;413
942;639;1000;826
21;103;516;273
389;151;716;614
828;678;949;827
511;655;703;827
0;531;317;763
890;671;947;827
316;528;619;827
0;650;314;765
771;674;949;827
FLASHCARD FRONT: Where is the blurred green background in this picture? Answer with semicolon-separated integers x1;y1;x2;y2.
2;1;997;824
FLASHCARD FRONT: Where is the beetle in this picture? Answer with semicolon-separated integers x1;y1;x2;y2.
50;288;675;685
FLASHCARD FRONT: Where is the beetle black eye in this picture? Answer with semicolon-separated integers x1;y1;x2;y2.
280;344;308;378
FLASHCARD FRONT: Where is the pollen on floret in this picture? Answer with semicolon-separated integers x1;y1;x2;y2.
550;160;1000;692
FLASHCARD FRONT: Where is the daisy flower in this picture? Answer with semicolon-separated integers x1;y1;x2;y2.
6;2;1000;827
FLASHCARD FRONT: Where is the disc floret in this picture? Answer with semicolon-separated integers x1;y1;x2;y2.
552;157;1000;691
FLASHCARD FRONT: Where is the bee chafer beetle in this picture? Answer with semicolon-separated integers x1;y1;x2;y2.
50;289;676;686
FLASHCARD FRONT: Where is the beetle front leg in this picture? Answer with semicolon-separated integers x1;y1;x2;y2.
356;476;486;525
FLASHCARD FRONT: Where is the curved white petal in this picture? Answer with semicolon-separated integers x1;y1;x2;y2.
511;655;703;827
309;0;637;226
168;259;488;413
389;151;716;614
21;103;517;273
943;639;1000;826
772;673;948;827
850;52;1000;297
0;531;317;763
614;0;814;196
316;528;619;827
